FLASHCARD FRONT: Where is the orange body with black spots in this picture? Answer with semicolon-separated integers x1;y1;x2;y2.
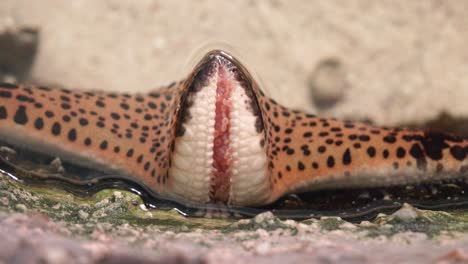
0;50;466;206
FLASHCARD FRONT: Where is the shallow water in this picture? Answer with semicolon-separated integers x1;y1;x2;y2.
0;140;467;221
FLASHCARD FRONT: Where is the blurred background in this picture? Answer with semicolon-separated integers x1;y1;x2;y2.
0;1;467;127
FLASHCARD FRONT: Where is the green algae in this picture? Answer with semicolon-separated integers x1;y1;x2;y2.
0;169;467;240
0;173;234;237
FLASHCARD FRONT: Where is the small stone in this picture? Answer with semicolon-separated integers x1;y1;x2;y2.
113;191;123;199
139;204;148;212
390;203;420;221
15;203;27;212
49;157;65;173
78;210;89;220
253;211;276;224
339;222;357;230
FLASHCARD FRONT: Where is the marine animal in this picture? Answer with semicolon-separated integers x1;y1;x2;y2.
0;50;466;207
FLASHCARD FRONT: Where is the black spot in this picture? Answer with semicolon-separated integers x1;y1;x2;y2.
450;145;466;161
367;146;376;157
67;129;77;141
344;123;355;128
264;102;270;110
45;111;54;118
383;136;396;143
331;127;341;132
16;94;34;102
358;135;370;141
327;156;335;168
343;148;352;165
282;111;291;117
382;149;389;159
62;115;71;122
403;135;416;142
96;100;105;107
84;138;92;146
335;140;343;146
318;146;326;153
348;134;358;140
13;106;28;125
353;143;361;149
51;122;61;136
286;148;295;155
0;106;7;119
409;143;427;170
148;102;157;109
418;131;451;161
97;121;105;128
0;83;18;89
100;141;108;150
32;117;43;130
110;113;120;120
319;132;329;137
396;147;406;158
0;91;12;98
298;161;305;171
120;103;130;110
144;114;152;121
60;103;71;110
409;143;424;159
60;95;70;102
286;165;291;172
126;149;134;157
144;162;150;171
312;162;319;169
137;155;143;163
34;103;43;108
303;132;313;138
79;118;89;126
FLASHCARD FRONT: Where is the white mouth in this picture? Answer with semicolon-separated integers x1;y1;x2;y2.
168;54;270;206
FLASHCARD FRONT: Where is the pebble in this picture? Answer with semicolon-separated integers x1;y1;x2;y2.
390;203;420;221
139;204;148;212
15;203;27;212
339;222;357;230
113;191;123;199
78;210;89;220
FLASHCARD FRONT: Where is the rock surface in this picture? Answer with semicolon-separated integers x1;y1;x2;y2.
1;1;468;125
0;174;466;264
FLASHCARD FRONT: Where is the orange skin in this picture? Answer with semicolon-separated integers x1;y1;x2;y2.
0;50;467;206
